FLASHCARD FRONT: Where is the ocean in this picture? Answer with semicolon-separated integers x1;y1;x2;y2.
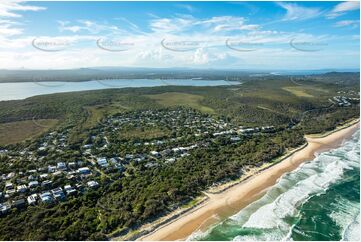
190;129;360;241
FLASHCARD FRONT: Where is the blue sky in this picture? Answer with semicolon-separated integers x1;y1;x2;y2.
0;1;359;70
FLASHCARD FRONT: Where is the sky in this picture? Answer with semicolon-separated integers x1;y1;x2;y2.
0;1;359;70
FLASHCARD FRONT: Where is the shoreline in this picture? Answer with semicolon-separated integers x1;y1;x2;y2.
0;80;234;102
137;120;360;241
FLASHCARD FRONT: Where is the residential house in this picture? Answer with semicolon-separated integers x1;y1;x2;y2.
16;185;27;193
57;162;67;171
230;136;241;142
150;151;160;157
64;185;77;195
39;173;48;180
0;202;11;214
28;181;39;189
12;199;25;208
40;192;53;203
78;167;91;175
41;180;52;187
68;162;77;169
5;182;14;190
51;187;65;201
97;158;108;168
48;165;57;173
87;181;99;189
27;194;38;205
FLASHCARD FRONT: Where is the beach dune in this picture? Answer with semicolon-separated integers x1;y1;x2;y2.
139;122;360;241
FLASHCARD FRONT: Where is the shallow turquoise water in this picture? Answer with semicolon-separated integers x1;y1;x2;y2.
191;130;360;241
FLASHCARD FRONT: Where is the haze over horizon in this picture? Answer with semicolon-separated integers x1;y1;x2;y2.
0;1;359;70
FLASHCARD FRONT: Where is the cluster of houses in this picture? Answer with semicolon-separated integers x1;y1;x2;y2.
336;90;359;96
104;109;232;135
329;89;359;107
0;158;101;215
1;108;276;216
331;96;352;107
103;108;275;144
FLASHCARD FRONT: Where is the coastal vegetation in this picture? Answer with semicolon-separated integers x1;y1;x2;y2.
0;73;359;240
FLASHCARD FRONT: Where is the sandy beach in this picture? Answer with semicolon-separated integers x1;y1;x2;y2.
139;121;360;241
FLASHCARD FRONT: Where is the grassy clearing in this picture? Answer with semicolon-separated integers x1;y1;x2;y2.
0;119;58;146
145;92;215;114
84;103;129;129
282;86;314;98
282;86;329;98
257;105;284;114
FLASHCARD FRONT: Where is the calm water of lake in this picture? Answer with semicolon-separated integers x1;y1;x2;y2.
0;79;236;101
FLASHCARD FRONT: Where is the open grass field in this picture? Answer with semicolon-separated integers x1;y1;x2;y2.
83;103;130;129
145;92;215;114
0;119;58;146
282;86;314;98
282;86;329;98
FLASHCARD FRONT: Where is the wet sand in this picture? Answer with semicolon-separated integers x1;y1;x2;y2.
140;122;360;241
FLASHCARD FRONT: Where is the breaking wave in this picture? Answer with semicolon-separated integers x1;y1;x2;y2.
191;130;360;241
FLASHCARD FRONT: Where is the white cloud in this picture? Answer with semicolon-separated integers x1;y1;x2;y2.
0;1;45;37
192;48;209;64
334;20;360;28
58;20;123;34
0;19;22;36
150;16;194;33
0;5;358;70
277;2;323;21
175;4;196;13
326;1;360;19
202;16;260;32
0;0;45;18
150;15;260;33
0;27;339;69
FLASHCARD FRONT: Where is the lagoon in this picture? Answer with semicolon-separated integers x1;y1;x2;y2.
0;79;235;101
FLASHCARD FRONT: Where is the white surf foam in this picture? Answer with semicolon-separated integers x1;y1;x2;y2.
329;197;360;241
190;130;360;241
342;213;360;241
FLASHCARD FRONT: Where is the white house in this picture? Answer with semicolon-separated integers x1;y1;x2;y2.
27;194;38;205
